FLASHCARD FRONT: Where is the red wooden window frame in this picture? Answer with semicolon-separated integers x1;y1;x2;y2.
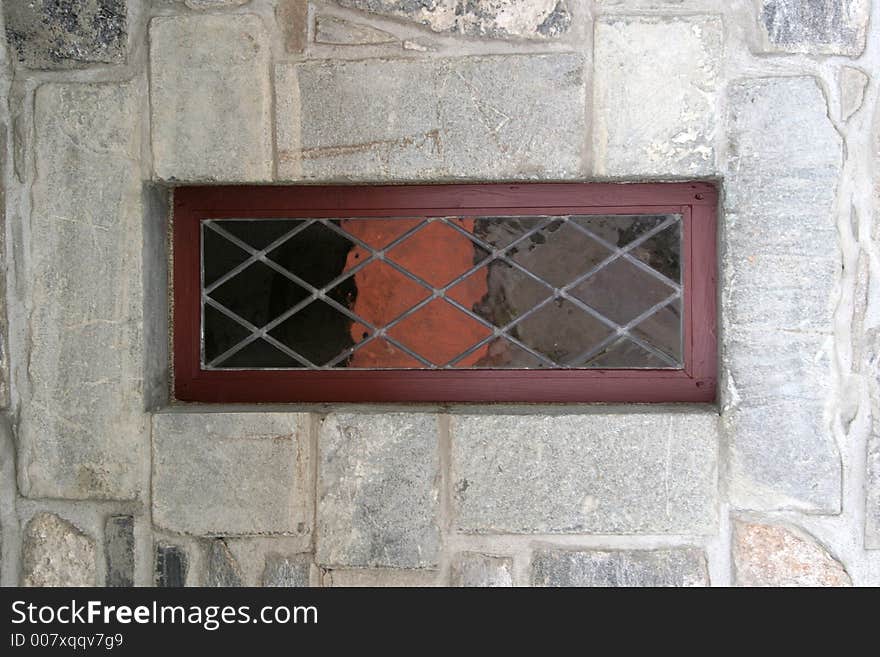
173;182;717;403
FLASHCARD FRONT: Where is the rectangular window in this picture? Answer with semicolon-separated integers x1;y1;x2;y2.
173;183;717;403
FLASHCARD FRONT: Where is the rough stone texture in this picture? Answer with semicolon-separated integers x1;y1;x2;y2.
451;413;718;534
206;540;243;587
105;515;134;587
840;66;869;122
3;0;126;69
593;15;722;176
262;553;311;587
321;568;439;587
450;552;513;587
149;15;272;182
152;413;312;536
21;513;96;587
317;414;440;568
277;0;308;53
531;548;708;587
19;81;146;500
724;77;843;513
757;0;870;57
277;54;585;181
867;428;880;549
0;121;7;408
315;15;397;45
336;0;571;39
185;0;250;8
733;521;851;586
156;544;187;587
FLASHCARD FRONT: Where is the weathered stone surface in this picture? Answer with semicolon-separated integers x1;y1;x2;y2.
450;552;513;587
757;0;870;57
149;15;272;181
867;427;880;549
531;548;708;587
277;54;585;181
733;521;851;586
321;568;439;586
724;77;843;513
315;15;397;45
105;515;134;587
152;413;312;536
840;66;868;122
336;0;571;39
22;513;96;587
20;81;146;500
0;121;7;409
450;413;718;534
262;554;311;587
156;544;187;587
206;540;243;587
276;0;308;53
185;0;250;8
3;0;126;69
593;15;722;176
317;414;440;568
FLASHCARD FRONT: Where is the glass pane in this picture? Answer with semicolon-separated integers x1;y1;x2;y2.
201;215;683;370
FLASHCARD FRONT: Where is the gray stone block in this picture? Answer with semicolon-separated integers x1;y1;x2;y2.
724;77;843;513
22;513;96;587
757;0;870;57
206;540;243;587
335;0;571;39
321;568;439;587
3;0;126;69
152;412;312;536
19;81;146;501
156;544;187;588
105;515;134;587
262;554;311;587
317;414;440;568
277;54;585;181
867;430;880;549
531;548;708;587
593;15;722;176
450;552;514;587
149;15;273;181
450;413;718;534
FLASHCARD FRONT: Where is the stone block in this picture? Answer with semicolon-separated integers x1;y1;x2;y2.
867;429;880;549
3;0;126;69
335;0;571;39
22;513;96;587
450;413;718;534
724;77;843;513
315;16;397;45
262;553;312;587
19;81;146;501
757;0;870;57
152;412;312;536
276;0;309;53
149;15;272;181
105;515;134;587
317;414;440;568
593;15;722;176
156;544;187;587
206;540;243;587
450;552;513;587
733;520;851;586
321;568;439;587
531;548;708;587
276;54;585;181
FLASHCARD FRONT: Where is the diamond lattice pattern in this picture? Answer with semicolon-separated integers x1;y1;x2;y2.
201;215;683;369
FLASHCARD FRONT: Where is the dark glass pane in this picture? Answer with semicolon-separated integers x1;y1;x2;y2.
268;300;363;366
512;298;613;365
508;220;611;288
203;225;250;287
203;304;251;363
629;222;681;282
571;215;671;249
473;216;549;249
630;298;682;363
208;260;310;328
268;222;355;288
216;219;305;251
578;337;670;368
569;258;677;326
473;338;547;368
217;338;304;368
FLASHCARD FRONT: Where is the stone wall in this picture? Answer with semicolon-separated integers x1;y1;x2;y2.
0;0;878;587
